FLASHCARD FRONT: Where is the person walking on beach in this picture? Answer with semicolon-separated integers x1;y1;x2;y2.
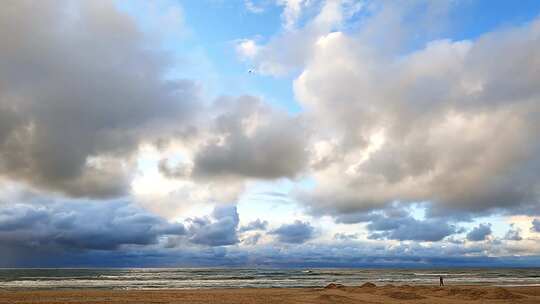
439;276;444;287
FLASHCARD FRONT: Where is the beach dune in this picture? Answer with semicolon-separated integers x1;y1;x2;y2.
1;284;539;304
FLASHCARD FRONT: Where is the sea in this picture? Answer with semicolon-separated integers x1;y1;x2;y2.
0;268;539;289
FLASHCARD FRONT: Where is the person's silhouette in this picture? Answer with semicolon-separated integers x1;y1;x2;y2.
439;276;444;286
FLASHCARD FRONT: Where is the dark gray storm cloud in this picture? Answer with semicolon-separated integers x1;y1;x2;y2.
467;223;492;242
0;199;185;251
0;1;200;198
270;220;315;244
0;192;536;268
5;235;540;268
333;206;459;242
366;215;458;242
187;205;240;246
239;219;268;232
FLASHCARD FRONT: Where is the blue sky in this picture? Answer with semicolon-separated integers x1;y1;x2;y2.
118;0;300;112
1;0;540;267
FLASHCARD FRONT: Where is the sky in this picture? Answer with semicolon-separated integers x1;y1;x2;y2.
1;0;540;267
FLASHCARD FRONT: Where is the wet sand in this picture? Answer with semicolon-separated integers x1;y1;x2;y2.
0;284;539;303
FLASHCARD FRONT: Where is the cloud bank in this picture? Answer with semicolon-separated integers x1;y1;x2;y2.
290;3;540;218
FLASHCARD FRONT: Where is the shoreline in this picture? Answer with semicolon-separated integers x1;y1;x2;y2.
2;283;540;290
1;285;540;303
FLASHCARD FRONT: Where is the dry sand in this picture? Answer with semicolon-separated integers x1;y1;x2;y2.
0;284;539;303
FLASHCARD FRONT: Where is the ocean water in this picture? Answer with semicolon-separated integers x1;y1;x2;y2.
0;268;539;289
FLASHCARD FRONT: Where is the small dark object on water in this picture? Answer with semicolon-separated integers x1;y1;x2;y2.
439;276;444;286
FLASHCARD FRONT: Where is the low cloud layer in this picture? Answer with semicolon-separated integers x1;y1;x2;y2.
271;220;315;244
187;205;240;246
3;234;539;268
239;219;268;232
334;205;461;242
0;199;185;252
467;224;492;242
0;187;539;267
367;215;458;242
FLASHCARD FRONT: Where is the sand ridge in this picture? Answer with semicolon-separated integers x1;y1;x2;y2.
0;284;539;303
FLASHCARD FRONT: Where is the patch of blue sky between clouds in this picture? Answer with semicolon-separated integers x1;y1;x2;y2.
447;0;540;41
117;0;301;113
237;179;303;226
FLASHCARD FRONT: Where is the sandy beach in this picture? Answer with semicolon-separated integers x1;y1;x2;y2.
0;284;539;304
